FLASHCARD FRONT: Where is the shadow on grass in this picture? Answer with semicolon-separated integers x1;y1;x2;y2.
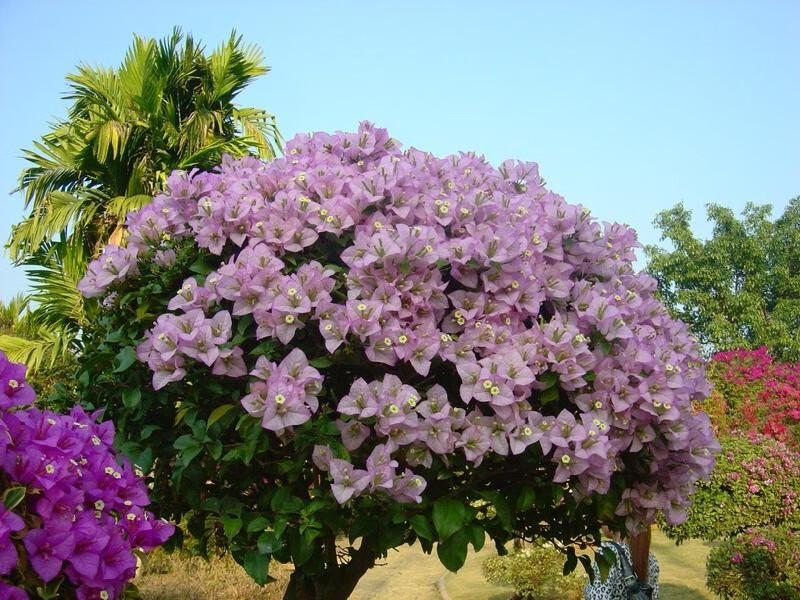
661;582;711;600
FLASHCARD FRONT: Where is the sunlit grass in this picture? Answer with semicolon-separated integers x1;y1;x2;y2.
135;549;291;600
134;527;713;599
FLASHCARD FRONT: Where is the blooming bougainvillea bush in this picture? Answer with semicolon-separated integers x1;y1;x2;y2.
74;123;718;599
703;347;800;448
660;432;800;544
0;351;174;600
706;525;800;600
665;349;800;599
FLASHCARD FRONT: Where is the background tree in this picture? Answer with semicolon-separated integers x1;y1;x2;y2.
9;27;281;262
645;198;800;361
2;28;282;373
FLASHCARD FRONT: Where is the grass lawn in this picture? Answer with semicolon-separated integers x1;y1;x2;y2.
650;529;715;600
134;527;715;599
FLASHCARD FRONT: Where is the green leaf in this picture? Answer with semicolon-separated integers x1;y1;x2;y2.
270;487;304;514
598;546;617;580
595;493;617;521
189;256;217;276
135;301;151;320
174;435;199;450
309;357;332;368
289;528;318;567
398;258;411;275
539;371;558;389
222;515;242;540
181;446;203;466
258;530;281;554
251;339;278;357
207;439;223;460
207;403;235;428
563;548;578;576
479;491;512;531
579;554;594;582
35;574;64;600
301;499;328;517
113;346;137;373
540;386;559;405
468;524;485;551
140;424;160;440
516;486;536;511
174;406;192;425
432;498;466;540
243;549;270;585
122;388;141;409
2;486;27;510
436;528;469;572
236;314;253;336
78;370;90;388
247;516;269;533
409;515;434;541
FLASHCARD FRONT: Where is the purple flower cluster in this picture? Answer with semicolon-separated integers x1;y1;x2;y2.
0;352;173;600
80;122;719;529
78;245;138;298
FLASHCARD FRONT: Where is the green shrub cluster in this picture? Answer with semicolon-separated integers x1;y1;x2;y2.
482;542;586;599
706;526;800;600
661;433;800;543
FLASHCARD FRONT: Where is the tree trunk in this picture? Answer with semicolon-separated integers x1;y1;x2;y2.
282;545;376;600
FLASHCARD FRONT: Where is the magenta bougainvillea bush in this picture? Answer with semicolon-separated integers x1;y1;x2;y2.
704;347;800;448
76;123;718;598
0;351;174;600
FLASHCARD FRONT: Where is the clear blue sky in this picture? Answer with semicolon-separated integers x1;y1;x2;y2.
1;1;798;303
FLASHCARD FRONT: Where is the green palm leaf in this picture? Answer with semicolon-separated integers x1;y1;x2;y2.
8;29;282;344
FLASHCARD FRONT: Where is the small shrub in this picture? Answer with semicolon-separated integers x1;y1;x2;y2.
706;526;800;600
661;433;800;543
482;542;586;599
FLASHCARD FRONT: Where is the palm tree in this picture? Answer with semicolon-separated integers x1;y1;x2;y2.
9;27;281;262
3;28;282;372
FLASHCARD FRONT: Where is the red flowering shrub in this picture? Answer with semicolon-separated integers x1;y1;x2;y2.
679;349;799;599
704;347;800;448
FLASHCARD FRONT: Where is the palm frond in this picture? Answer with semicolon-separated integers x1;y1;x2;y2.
176;137;243;170
21;240;88;331
232;107;282;158
104;194;152;221
0;294;31;330
207;32;267;104
0;327;76;374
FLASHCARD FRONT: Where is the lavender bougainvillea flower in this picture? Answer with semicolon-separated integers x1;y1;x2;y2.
81;122;719;529
77;245;138;298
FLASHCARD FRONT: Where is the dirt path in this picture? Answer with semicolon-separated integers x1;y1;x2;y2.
349;544;443;600
350;542;513;600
